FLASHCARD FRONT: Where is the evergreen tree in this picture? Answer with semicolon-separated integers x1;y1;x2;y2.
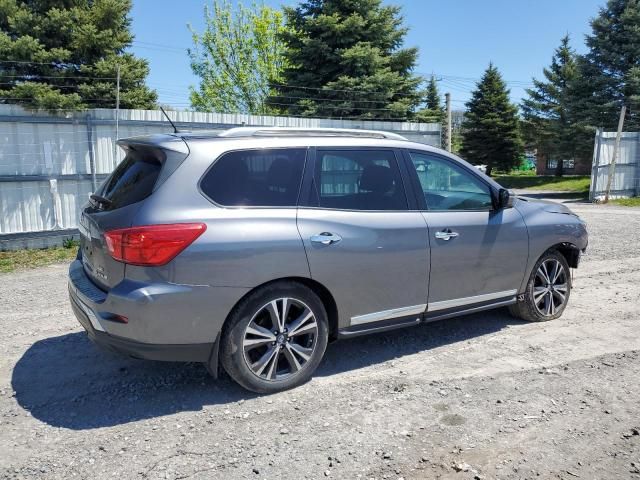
521;35;580;176
460;64;522;176
269;0;422;120
0;0;156;111
574;0;640;131
188;0;289;114
416;76;444;122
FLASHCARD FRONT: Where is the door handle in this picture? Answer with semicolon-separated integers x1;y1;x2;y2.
435;229;459;241
310;232;342;245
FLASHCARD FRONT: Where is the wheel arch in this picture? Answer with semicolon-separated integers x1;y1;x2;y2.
519;242;579;294
553;242;581;268
222;276;339;342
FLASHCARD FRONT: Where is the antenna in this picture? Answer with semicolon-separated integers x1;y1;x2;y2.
159;106;179;133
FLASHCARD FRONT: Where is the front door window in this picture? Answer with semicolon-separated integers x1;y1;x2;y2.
409;152;493;211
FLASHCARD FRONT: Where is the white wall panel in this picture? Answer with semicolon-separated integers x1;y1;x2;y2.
0;105;441;236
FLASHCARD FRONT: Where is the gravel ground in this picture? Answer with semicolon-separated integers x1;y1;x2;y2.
1;201;639;480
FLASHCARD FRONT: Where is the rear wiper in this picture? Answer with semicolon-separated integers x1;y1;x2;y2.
90;194;112;207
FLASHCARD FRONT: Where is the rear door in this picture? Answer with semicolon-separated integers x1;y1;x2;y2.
403;150;529;311
296;147;430;331
79;142;183;290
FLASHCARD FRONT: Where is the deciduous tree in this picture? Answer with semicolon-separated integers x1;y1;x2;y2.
188;0;289;114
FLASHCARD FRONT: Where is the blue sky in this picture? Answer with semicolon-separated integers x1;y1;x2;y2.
129;0;605;110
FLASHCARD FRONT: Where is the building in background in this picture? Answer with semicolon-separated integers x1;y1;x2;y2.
535;152;591;175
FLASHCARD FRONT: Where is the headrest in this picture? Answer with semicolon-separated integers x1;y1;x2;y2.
359;164;393;193
267;157;294;190
216;159;249;184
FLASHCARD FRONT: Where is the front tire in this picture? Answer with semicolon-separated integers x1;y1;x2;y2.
509;250;571;322
220;281;329;393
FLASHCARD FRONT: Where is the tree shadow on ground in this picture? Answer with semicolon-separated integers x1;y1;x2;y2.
11;308;523;430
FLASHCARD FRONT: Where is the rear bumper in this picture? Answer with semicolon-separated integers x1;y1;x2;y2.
67;259;246;362
69;285;213;362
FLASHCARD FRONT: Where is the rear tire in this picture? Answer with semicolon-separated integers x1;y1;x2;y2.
220;281;328;393
509;250;571;322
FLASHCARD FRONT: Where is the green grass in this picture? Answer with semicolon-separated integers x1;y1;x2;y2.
494;175;591;193
0;246;77;274
609;197;640;207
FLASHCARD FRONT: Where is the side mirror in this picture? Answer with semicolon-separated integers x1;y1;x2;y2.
497;188;514;209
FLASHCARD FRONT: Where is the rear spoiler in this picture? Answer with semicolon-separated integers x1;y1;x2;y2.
116;136;190;191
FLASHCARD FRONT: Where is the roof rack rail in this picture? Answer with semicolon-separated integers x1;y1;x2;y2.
217;127;408;141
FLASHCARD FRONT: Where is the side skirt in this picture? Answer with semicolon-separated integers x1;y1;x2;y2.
337;296;517;339
424;297;516;322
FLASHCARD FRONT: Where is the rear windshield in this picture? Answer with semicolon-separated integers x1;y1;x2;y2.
98;151;162;210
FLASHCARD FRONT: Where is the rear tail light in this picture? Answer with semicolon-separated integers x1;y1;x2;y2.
104;223;206;266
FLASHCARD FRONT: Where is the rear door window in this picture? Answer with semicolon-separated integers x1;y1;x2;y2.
98;151;162;210
312;149;407;210
200;148;306;207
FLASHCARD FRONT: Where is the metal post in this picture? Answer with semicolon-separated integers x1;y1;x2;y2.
636;132;640;198
637;134;640;197
590;128;602;201
445;92;452;152
114;64;121;168
86;114;97;192
604;105;626;203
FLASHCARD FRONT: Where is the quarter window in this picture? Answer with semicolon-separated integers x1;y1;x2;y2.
409;152;493;211
200;148;306;207
313;150;407;210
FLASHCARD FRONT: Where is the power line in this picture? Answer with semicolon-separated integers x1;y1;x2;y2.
0;74;117;80
267;82;423;99
1;96;413;114
0;97;117;102
0;60;90;66
433;73;535;87
131;40;190;52
0;83;120;90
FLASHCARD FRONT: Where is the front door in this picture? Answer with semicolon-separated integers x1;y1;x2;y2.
404;150;529;312
296;148;430;330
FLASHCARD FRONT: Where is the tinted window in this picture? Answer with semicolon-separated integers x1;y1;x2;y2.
201;148;306;207
409;152;493;211
99;152;162;210
313;150;407;211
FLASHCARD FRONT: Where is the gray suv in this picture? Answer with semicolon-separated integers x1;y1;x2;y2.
68;127;588;393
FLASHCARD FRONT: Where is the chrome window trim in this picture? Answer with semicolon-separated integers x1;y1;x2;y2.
350;304;427;326
428;289;518;312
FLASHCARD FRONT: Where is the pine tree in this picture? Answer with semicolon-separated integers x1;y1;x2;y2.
521;35;580;176
416;76;444;123
269;0;422;120
574;0;640;131
460;64;522;176
0;0;156;111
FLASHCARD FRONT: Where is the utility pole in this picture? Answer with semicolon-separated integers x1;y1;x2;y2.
445;92;452;152
603;104;626;203
114;64;121;167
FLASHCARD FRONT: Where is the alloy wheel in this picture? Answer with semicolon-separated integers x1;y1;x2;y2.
242;298;319;381
533;258;568;317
